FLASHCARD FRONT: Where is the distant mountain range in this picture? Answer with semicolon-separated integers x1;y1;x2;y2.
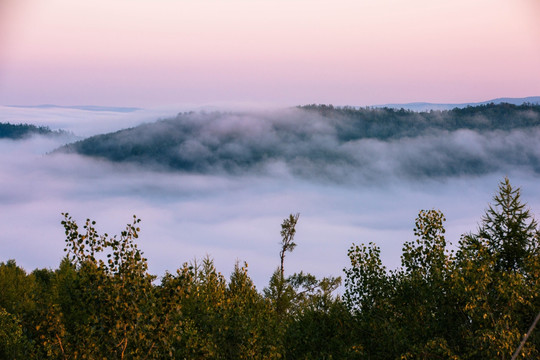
6;97;540;113
372;96;540;112
5;104;141;113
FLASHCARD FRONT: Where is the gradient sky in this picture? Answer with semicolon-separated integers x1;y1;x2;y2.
1;0;539;107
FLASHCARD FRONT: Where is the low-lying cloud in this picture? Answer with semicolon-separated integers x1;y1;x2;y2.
1;106;540;289
61;106;540;183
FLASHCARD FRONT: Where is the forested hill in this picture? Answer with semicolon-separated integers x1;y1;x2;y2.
0;122;64;139
58;103;540;179
300;102;540;140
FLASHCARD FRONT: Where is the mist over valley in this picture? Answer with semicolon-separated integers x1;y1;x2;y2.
1;102;540;288
58;103;540;181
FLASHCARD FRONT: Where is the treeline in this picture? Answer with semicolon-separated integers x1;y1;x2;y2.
1;179;539;359
57;103;540;178
299;102;540;140
0;122;65;139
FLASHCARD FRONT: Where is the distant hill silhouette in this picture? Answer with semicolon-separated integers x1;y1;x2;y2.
6;104;141;113
0;122;66;139
372;96;540;111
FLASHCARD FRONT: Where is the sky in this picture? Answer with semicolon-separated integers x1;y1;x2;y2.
1;0;539;107
1;1;540;289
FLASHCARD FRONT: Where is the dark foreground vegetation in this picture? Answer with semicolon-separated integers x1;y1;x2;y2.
1;178;539;359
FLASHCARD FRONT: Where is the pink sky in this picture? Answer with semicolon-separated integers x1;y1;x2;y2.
1;0;539;107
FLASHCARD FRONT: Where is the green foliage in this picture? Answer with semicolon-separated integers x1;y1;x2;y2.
472;177;538;272
284;299;358;360
266;213;301;317
454;178;540;359
344;242;390;315
0;307;27;359
344;180;540;359
0;260;35;317
266;213;343;317
263;214;352;359
1;179;538;359
280;213;299;279
51;214;155;359
344;211;457;358
155;258;282;359
402;209;448;277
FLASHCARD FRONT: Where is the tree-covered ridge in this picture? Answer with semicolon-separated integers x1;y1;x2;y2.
300;102;540;140
0;122;65;139
1;178;539;359
57;103;540;179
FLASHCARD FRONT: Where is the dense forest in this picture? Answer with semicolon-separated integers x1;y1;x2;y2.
300;103;540;139
0;122;64;139
58;103;540;179
1;178;539;359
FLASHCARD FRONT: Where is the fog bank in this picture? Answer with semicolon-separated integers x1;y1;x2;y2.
1;106;539;289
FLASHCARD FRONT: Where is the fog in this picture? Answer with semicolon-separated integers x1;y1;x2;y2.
1;105;539;290
60;107;540;181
